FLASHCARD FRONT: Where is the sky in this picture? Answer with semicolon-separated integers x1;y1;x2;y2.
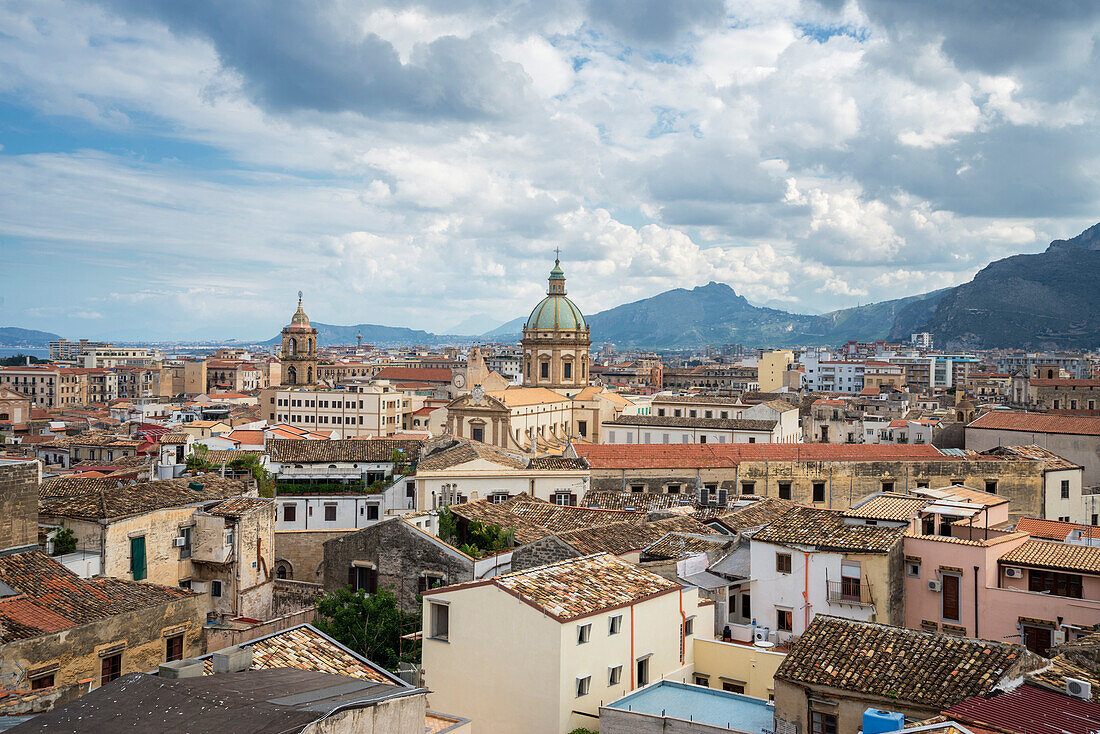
1;0;1098;340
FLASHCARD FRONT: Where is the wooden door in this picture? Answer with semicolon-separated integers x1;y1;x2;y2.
1023;626;1052;656
942;574;960;621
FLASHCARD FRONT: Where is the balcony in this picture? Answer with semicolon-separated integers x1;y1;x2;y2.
826;579;874;607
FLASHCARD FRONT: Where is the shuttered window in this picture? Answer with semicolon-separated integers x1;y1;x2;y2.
130;536;147;581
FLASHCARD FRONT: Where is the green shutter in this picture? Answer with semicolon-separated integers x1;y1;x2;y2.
131;536;147;581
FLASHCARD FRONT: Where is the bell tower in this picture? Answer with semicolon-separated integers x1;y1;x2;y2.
280;292;318;386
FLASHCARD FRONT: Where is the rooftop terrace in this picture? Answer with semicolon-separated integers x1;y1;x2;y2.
604;680;774;733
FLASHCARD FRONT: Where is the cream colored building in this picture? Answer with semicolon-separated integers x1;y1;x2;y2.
260;382;425;438
422;553;709;734
415;437;590;509
757;350;794;393
691;636;786;700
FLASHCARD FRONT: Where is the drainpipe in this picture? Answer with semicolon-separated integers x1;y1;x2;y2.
973;565;980;638
679;589;686;664
630;603;636;689
803;551;811;632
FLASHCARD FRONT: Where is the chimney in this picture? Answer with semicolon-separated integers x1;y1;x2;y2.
211;645;253;674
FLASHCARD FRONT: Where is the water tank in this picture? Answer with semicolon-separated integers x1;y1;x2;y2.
863;709;904;734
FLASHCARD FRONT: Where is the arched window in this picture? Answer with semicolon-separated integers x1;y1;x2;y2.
289;338;297;356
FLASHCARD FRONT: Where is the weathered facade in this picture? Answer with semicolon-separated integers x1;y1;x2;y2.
322;517;474;611
275;528;352;582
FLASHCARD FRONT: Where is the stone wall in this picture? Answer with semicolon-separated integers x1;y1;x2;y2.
276;529;353;583
509;536;580;572
0;593;205;690
322;518;473;612
273;579;323;617
0;462;39;552
590;457;1050;519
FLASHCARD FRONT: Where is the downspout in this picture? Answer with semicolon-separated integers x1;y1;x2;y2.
973;565;980;639
679;588;686;665
802;551;811;632
630;603;636;689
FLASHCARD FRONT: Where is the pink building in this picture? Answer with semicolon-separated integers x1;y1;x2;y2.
904;529;1100;655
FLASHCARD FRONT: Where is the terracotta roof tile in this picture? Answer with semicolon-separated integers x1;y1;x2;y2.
751;506;906;553
238;625;398;684
39;473;247;521
574;443;949;469
776;616;1035;709
843;494;930;521
551;516;714;556
266;437;421;463
1013;516;1100;541
205;497;272;518
448;496;642;544
642;532;733;560
969;411;1100;437
999;539;1100;574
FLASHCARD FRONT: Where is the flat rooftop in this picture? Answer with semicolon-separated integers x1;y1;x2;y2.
605;680;774;733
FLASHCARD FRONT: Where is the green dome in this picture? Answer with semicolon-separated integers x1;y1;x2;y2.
526;295;587;331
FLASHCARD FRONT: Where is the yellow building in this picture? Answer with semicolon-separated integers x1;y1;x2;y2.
691;637;786;700
757;350;794;393
422;553;710;734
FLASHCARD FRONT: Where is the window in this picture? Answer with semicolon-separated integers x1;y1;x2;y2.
699;435;706;444
101;653;122;686
741;592;751;618
576;676;591;697
985;480;998;494
684;617;694;636
430;602;449;640
578;420;587;437
778;481;792;500
30;673;54;690
608;430;616;443
630;484;645;494
563;362;572;379
282;504;296;522
722;681;745;694
130;536;147;581
577;623;591;644
741;481;755;495
667;484;681;495
367;505;379;520
812;482;826;503
881;481;894;492
748;437;756;443
471;426;484;443
694;674;709;687
166;634;184;662
211;580;223;597
777;609;793;632
776;552;792;574
1029;569;1083;598
324;504;337;522
907;560;921;578
540;362;549;379
178;526;192;560
636;657;649;686
1062;480;1071;499
811;710;838;734
610;666;623;686
609;615;622;635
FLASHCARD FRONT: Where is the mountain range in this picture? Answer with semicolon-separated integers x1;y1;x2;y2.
6;224;1098;351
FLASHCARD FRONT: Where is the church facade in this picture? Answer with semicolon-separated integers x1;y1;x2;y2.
444;259;629;452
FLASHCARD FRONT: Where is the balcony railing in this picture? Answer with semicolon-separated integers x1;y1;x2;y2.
827;579;874;606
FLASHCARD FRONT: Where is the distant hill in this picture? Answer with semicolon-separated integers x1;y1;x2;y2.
910;222;1100;350
0;327;60;347
265;322;449;348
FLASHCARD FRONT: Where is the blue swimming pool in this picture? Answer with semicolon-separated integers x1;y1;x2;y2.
605;680;775;733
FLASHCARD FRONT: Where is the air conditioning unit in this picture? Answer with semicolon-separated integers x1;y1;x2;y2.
1004;567;1023;579
927;579;942;593
172;536;187;547
1067;678;1092;700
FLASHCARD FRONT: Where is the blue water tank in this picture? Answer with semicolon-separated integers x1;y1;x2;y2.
863;709;904;734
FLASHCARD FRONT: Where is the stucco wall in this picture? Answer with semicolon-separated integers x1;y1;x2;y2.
692;637;786;700
0;593;205;690
968;427;1100;488
276;529;352;582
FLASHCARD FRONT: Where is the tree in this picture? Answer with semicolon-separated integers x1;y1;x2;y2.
436;507;513;558
313;586;421;671
52;525;77;556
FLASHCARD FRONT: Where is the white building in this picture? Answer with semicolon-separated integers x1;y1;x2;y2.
600;414;783;444
422;553;710;734
259;382;425;439
801;353;867;394
746;506;906;642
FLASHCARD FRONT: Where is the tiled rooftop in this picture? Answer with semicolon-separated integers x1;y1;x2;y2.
265;437;422;463
1014;516;1100;541
943;683;1100;734
418;440;527;471
550;516;714;556
999;539;1100;574
204;496;272;518
574;442;950;469
581;490;697;512
435;553;680;621
605;415;777;431
447;496;643;544
969;411;1100;437
713;497;797;530
39;472;247;521
980;444;1081;470
751;506;907;553
202;624;400;685
0;550;194;642
776;616;1035;709
843;494;930;521
642;532;733;560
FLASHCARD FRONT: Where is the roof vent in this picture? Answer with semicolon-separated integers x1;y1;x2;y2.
188;482;204;491
158;658;205;679
1067;678;1092;700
